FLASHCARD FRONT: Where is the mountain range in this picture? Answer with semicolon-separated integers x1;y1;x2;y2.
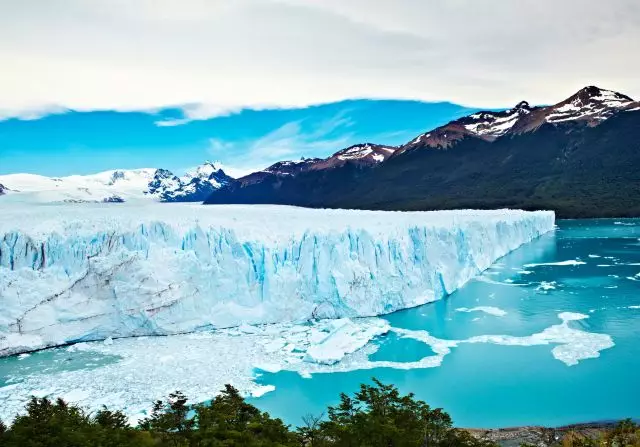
0;162;232;203
205;86;640;218
3;86;639;217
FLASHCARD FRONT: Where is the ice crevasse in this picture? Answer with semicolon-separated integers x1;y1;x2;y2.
0;203;555;356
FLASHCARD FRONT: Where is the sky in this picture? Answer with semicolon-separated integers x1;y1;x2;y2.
0;0;638;176
0;100;477;177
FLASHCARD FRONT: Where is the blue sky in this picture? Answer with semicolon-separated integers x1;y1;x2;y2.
0;100;478;177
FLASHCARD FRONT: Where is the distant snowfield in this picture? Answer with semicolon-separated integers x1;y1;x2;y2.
0;203;555;357
0;162;230;203
0;170;158;203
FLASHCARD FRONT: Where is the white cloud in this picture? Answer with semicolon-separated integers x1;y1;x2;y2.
0;104;70;122
155;103;246;126
0;0;638;119
207;112;353;175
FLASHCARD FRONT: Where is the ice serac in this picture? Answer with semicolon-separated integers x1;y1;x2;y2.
0;203;555;356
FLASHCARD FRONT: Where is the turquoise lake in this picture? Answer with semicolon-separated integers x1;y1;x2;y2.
248;219;640;428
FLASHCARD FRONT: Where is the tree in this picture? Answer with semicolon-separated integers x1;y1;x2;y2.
318;378;494;447
0;396;153;447
139;391;194;446
193;384;297;446
298;413;328;447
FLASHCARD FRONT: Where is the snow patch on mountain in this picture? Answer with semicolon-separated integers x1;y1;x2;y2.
333;144;395;163
546;86;635;124
463;101;532;138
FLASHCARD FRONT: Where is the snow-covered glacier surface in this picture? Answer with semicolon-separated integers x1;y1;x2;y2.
0;203;555;356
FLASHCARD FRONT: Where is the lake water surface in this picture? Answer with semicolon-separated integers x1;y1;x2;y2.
248;219;640;427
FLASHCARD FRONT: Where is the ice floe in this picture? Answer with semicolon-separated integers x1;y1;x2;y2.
455;307;507;317
0;311;614;424
524;260;586;267
302;318;390;365
536;281;558;291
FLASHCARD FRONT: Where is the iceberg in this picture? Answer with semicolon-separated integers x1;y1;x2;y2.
303;318;390;365
0;203;554;356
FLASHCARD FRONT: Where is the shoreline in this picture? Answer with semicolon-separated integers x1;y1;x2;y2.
465;420;637;446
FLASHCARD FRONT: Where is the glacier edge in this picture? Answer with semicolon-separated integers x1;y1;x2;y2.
0;204;555;356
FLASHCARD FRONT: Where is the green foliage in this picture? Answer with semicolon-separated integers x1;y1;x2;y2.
302;378;495;447
2;379;634;447
139;391;195;446
191;384;297;446
0;396;153;447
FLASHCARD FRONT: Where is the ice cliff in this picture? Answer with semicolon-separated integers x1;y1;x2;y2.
0;203;555;356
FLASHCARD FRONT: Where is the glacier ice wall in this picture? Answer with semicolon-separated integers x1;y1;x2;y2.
0;203;555;356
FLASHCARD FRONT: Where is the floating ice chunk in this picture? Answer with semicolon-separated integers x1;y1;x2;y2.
238;325;263;335
262;339;287;353
103;337;114;346
254;362;282;373
524;260;586;267
536;281;557;291
251;385;276;398
628;305;640;309
61;389;91;403
475;276;529;286
466;312;613;366
557;312;588;321
588;254;601;258
17;353;30;360
455;306;507;317
303;318;390;365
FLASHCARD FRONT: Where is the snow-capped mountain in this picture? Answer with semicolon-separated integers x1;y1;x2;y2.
403;101;533;151
205;86;640;218
261;144;396;177
150;161;234;202
399;86;639;153
544;86;635;124
0;162;234;204
331;143;396;164
224;144;396;191
263;158;323;176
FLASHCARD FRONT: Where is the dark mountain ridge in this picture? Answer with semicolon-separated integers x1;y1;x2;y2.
205;87;640;218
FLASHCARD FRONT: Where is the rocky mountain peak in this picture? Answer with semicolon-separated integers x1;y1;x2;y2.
545;86;635;124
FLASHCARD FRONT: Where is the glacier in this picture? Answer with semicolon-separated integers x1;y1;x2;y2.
0;203;555;356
